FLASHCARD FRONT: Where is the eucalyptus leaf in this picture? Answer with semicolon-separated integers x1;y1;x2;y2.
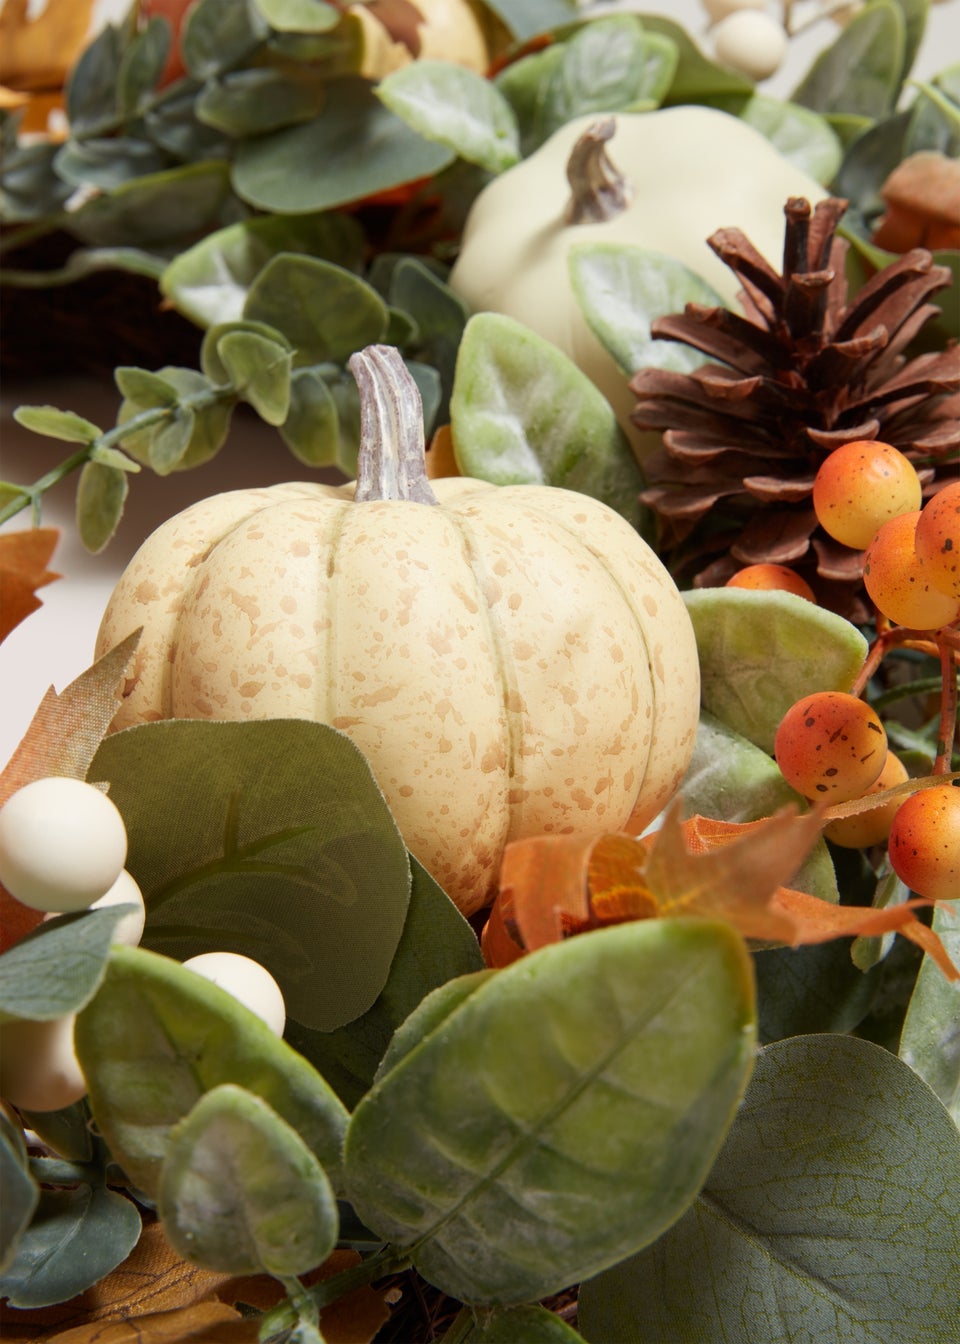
540;17;678;135
54;137;168;192
568;244;727;377
114;366;179;407
200;318;293;383
75;944;349;1197
721;93;843;184
145;408;197;475
216;329;293;424
143;81;232;161
197;67;327;136
68;161;232;248
0;140;72;222
900;902;960;1126
754;940;879;1044
13;406;101;444
683;589;869;753
377;61;520;174
243;254;389;365
181;0;270;79
278;364;341;467
478;0;577;41
159;1084;337;1275
791;0;905;120
284;857;484;1110
89;719;412;1032
17;1099;94;1166
255;0;340;31
232;77;454;213
387;258;469;425
76;461;129;553
0;1120;37;1274
892;0;931;88
118;17;171;118
65;22;123;138
119;366;234;472
494;45;567;157
0;1183;141;1309
345;918;756;1305
0;247;167;287
578;1034;960;1343
443;1304;585;1342
450;313;648;532
0;905;139;1024
640;14;754;105
161;210;365;328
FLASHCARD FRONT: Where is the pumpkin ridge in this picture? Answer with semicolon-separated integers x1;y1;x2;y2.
318;498;354;730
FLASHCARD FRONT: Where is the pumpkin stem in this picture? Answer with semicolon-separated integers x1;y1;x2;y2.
349;345;439;505
565;118;632;225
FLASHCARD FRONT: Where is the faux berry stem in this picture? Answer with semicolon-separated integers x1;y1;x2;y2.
934;632;958;774
564;119;633;225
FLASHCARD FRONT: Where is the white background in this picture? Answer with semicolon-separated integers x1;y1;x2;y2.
2;0;959;761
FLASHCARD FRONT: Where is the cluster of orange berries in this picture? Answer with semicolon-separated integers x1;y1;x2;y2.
732;441;959;903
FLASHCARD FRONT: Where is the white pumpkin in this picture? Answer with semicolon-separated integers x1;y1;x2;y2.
96;348;700;914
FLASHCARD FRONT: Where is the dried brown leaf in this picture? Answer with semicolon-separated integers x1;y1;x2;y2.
0;527;60;643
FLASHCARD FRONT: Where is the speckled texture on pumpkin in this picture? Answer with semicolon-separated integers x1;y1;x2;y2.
96;478;699;915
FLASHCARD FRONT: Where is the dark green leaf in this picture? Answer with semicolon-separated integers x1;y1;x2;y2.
450;313;648;531
231;77;454;213
65;23;123;137
159;1084;337;1275
68;161;232;248
0;1183;141;1309
754;940;879;1043
578;1034;960;1343
0;1115;37;1274
76;461;129;553
284;857;484;1110
255;0;343;33
683;589;869;753
835;109;912;234
406;360;442;438
478;0;577;41
791;0;905;120
641;14;754;105
75;944;349;1196
442;1304;585;1343
16;1099;94;1165
900;903;960;1125
388;258;469;426
182;0;270;79
13;406;101;443
161;210;365;328
377;62;520;173
143;80;232;160
345;919;756;1305
278;364;341;466
0;906;139;1024
89;719;412;1033
494;45;567;157
540;17;678;135
118;17;172;117
216;330;292;423
0;141;72;222
197;67;327;136
892;0;930;88
54;137;168;191
0;247;167;288
244;254;389;366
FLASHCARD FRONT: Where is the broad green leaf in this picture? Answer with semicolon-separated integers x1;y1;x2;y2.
89;719;412;1032
159;1084;337;1275
442;1304;584;1343
791;0;905;120
278;365;341;467
13;406;101;444
182;0;270;79
69;161;232;248
387;258;469;424
232;77;454;213
754;939;879;1043
76;461;129;553
284;857;484;1109
540;17;678;135
892;0;930;87
568;244;727;377
683;589;869;753
75;944;349;1196
0;905;140;1023
0;1116;37;1273
65;23;123;137
479;0;577;41
243;254;389;366
54;137;168;191
494;45;567;157
345;918;756;1305
216;330;292;424
161;210;365;328
255;0;339;31
640;14;753;105
578;1034;960;1343
375;970;493;1086
450;313;648;532
197;67;327;136
377;61;520;174
16;1099;94;1165
143;82;232;161
0;1183;141;1309
900;902;960;1125
117;17;171;118
0;141;72;223
118;367;234;472
725;93;843;183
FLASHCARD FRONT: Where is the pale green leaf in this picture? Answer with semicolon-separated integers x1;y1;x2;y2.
76;461;129;553
900;902;960;1126
377;62;520;174
0;906;140;1024
730;93;843;183
540;17;678;135
278;365;341;467
216;330;292;424
13;406;101;444
243;254;389;366
254;0;339;31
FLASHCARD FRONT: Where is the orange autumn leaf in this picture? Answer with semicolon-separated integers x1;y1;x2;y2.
0;527;60;643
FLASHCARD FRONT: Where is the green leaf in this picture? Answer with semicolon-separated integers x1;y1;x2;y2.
377;61;520;174
0;906;140;1024
254;0;339;30
893;0;931;88
387;258;469;424
578;1034;960;1343
161;210;365;328
683;589;869;753
568;244;727;378
479;0;577;41
722;93;843;183
75;944;349;1197
493;45;567;157
442;1304;585;1343
147;409;197;475
182;0;270;79
13;406;101;443
791;0;905;120
159;1083;337;1275
232;76;454;213
0;247;167;288
16;1099;94;1165
200;319;292;383
68;161;232;248
216;330;293;424
540;17;678;134
118;17;171;118
243;254;389;366
118;367;234;472
834;108;912;231
278;365;341;467
285;857;484;1109
89;719;412;1033
344;918;756;1305
54;137;168;192
900;902;960;1125
115;366;180;407
197;67;327;137
0;1115;37;1274
143;82;232;161
450;313;648;532
0;141;72;223
76;461;129;553
640;13;754;105
754;940;879;1043
65;22;123;137
0;1183;141;1309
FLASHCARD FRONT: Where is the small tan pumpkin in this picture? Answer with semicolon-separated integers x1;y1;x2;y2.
97;348;700;914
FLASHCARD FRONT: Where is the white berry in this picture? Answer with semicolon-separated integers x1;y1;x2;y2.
45;868;146;946
712;10;789;81
182;952;286;1036
0;777;127;913
0;1015;87;1112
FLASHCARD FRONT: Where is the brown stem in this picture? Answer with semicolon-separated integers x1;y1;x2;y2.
564;118;632;225
349;345;439;505
934;631;959;773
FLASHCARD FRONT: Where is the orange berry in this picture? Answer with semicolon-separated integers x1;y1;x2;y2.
774;691;887;803
888;785;960;901
863;511;960;630
725;564;815;601
813;440;922;550
914;482;960;601
824;749;909;848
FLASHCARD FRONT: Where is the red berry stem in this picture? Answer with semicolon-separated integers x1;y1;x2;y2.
934;632;959;775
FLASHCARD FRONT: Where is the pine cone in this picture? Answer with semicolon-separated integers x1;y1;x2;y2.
631;196;960;616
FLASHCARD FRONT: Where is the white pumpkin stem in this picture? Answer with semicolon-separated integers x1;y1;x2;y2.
564;118;633;225
349;345;439;505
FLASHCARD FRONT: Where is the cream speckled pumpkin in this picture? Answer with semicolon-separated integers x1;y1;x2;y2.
96;348;700;914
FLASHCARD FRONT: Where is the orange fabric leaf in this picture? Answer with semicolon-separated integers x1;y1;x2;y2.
0;527;60;643
501;831;597;953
